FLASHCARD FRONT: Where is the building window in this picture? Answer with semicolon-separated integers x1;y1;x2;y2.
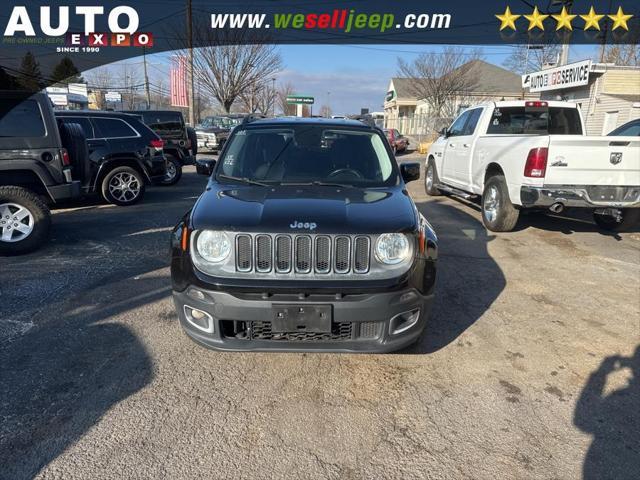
602;111;619;135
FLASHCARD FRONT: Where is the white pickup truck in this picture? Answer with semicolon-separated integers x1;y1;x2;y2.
425;100;640;232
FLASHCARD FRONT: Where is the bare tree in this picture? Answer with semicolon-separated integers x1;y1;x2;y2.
277;82;296;115
184;26;283;114
397;47;482;117
118;63;141;109
601;45;640;66
239;80;276;115
85;66;113;109
319;105;332;118
503;44;561;75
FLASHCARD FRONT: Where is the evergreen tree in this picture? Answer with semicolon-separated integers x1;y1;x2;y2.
51;57;84;84
17;51;42;91
0;67;19;90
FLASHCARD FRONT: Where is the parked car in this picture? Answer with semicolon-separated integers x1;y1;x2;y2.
426;100;640;232
384;128;409;153
123;110;194;185
0;91;83;254
55;111;167;206
608;119;640;137
194;116;239;153
170;117;437;352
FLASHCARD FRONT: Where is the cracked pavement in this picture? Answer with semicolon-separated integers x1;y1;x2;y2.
1;156;638;479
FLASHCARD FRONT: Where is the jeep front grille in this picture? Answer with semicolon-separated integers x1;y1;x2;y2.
234;234;371;276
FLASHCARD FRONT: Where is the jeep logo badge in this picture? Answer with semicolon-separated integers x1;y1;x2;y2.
610;152;623;165
290;221;317;231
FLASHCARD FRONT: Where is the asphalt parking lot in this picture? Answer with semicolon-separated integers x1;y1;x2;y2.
1;153;639;480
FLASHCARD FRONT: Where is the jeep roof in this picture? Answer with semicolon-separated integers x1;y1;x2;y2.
243;117;373;129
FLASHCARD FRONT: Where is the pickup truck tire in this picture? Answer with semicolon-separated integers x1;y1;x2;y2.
482;175;519;232
0;186;51;255
101;166;145;206
425;161;442;196
593;208;640;233
158;155;182;186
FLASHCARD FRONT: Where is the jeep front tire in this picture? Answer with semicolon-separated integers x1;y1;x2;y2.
0;186;51;255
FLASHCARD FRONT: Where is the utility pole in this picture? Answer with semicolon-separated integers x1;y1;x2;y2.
599;0;613;62
143;46;151;109
186;0;195;125
557;0;573;66
271;77;276;117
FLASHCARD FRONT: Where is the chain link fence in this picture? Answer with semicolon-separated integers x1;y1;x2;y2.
384;114;452;144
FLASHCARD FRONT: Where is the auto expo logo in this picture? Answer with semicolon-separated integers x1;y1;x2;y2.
3;6;153;51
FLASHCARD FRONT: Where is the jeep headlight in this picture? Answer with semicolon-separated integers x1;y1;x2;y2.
196;230;231;263
375;233;411;265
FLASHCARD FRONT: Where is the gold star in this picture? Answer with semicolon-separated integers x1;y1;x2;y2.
608;6;633;31
524;6;549;31
552;6;577;31
580;6;605;30
496;6;520;31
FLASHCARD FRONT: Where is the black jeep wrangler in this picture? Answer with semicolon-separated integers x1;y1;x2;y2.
171;117;437;352
0;92;81;254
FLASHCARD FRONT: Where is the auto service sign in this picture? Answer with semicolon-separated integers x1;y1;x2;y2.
522;60;592;93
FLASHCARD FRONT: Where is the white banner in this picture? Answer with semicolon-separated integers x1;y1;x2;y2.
48;94;68;106
105;91;122;102
522;60;591;93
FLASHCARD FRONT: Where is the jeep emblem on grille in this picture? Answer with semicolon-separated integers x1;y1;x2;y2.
610;152;623;165
290;221;317;231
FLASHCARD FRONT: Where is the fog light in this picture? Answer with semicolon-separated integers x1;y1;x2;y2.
184;305;214;333
389;309;421;335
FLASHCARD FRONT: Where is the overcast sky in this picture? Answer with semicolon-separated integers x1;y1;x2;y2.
85;44;600;115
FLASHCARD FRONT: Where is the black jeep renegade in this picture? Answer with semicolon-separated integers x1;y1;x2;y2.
170;117;437;352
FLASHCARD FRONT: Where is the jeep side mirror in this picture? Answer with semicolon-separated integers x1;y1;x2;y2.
400;162;420;183
439;127;448;137
196;159;216;176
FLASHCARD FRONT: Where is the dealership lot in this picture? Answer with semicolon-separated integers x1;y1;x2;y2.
1;155;638;479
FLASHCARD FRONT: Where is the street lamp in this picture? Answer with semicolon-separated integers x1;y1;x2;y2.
326;91;331;117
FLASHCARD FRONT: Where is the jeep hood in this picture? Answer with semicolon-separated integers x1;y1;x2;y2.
190;184;418;234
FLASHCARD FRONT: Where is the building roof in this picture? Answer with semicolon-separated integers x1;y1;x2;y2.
389;77;421;99
389;60;523;101
453;60;522;93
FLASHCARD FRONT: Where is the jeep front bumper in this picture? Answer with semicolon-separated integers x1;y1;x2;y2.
173;287;433;353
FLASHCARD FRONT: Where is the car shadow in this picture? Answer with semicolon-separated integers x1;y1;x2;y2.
440;194;639;237
573;346;639;480
0;237;172;479
403;198;506;354
0;172;207;478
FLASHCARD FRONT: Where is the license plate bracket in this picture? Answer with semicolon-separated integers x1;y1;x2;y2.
271;305;332;333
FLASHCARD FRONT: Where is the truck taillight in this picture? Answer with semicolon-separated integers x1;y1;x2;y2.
525;101;548;108
61;148;71;166
524;147;548;178
150;139;164;149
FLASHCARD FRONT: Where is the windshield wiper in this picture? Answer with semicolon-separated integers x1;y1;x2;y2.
216;174;270;187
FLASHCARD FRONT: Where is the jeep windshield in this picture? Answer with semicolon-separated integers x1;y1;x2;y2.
215;126;397;187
